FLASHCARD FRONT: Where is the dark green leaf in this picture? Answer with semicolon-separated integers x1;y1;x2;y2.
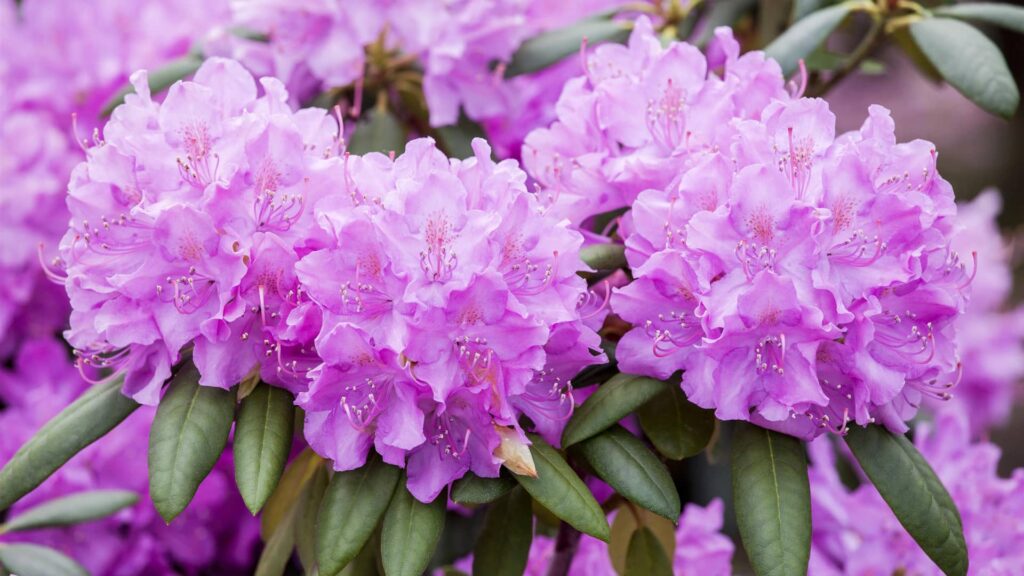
101;54;204;117
0;377;139;511
235;383;295;514
514;435;609;541
845;425;968;576
2;490;138;533
339;533;381;576
255;506;297;576
347;108;407;155
624;527;673;576
575;426;679;520
637;385;714;460
910;17;1019;118
731;422;811;576
148;364;236;522
935;3;1024;35
435;112;488;160
696;0;757;46
450;472;516;505
579;243;627;272
296;465;329;573
505;18;630;77
562;373;668;447
316;454;401;576
0;544;88;576
472;486;533;576
765;4;853;76
380;484;446;576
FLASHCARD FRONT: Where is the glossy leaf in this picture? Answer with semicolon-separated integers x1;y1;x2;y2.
624;527;673;576
347;108;407;155
262;448;322;540
575;426;679;520
765;3;853;76
579;243;627;272
935;3;1024;35
608;504;675;575
845;425;968;576
910;17;1019;119
731;422;811;576
101;54;203;117
316;454;401;576
514;435;609;541
472;486;533;576
562;373;668;447
148;365;236;522
0;544;88;576
380;484;446;576
235;383;295;514
2;490;138;533
637;385;714;460
450;472;516;505
505;17;630;77
0;377;139;511
891;27;943;82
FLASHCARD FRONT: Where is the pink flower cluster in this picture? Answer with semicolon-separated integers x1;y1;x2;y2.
808;405;1024;574
59;58;341;404
294;137;604;502
0;339;259;575
548;21;973;438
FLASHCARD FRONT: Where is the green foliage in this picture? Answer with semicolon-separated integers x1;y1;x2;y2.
637;384;715;460
380;483;446;576
234;383;295;514
766;3;854;76
562;373;668;447
472;487;533;576
0;490;137;533
505;16;630;77
579;243;627;272
450;472;517;505
624;527;673;576
936;3;1024;35
0;544;88;576
347;108;407;155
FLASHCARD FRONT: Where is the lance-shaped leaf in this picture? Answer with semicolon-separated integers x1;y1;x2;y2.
295;465;329;573
575;426;680;520
637;385;715;460
472;486;533;576
562;373;668;447
0;544;88;576
731;422;811;576
910;17;1019;119
234;383;295;514
450;472;517;505
380;483;446;576
148;364;236;522
316;454;401;576
255;505;297;576
347;108;407;155
765;3;853;76
624;526;673;576
261;447;322;540
1;490;138;533
845;425;968;576
101;54;203;117
0;377;139;511
579;243;627;272
514;435;609;541
505;16;630;77
935;3;1024;35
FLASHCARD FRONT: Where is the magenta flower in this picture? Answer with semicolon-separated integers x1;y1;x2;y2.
295;138;604;501
0;338;259;575
59;58;341;404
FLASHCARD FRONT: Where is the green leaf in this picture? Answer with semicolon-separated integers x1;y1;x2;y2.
316;454;401;576
435;112;488;160
148;364;236;522
891;27;943;82
731;422;811;576
380;483;446;576
579;243;627;272
0;377;139;511
347;108;407;155
935;3;1024;35
296;465;329;573
472;486;533;576
0;544;88;576
637;385;714;460
910;17;1019;119
562;373;668;447
765;3;853;76
234;383;295;514
339;531;381;576
255;505;297;576
505;17;631;77
514;435;609;541
791;0;826;22
575;426;679;520
1;490;138;533
100;54;203;117
262;447;322;541
696;0;757;46
608;504;676;575
450;472;516;505
845;425;968;576
624;527;673;576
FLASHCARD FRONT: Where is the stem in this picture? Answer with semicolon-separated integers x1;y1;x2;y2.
808;15;884;97
545;521;583;576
